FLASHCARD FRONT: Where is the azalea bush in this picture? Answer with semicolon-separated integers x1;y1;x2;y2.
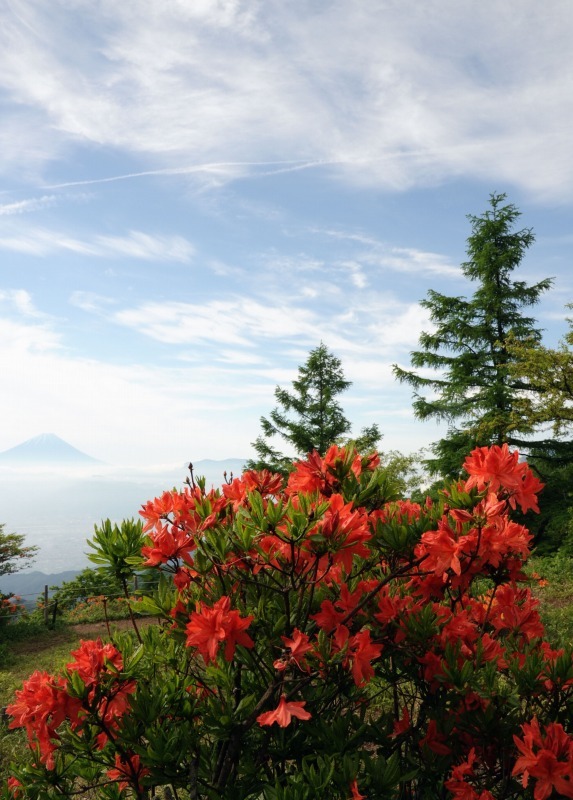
4;444;573;799
0;594;24;628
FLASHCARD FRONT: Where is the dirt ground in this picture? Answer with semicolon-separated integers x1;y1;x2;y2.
9;616;159;657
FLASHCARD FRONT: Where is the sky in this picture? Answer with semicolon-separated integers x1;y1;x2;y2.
1;0;573;468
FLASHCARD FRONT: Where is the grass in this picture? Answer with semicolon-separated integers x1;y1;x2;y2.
529;552;573;648
0;616;149;783
0;626;87;703
0;624;87;783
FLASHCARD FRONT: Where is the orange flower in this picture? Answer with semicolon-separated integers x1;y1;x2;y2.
107;752;149;792
391;706;411;738
274;628;313;672
304;493;371;572
6;778;23;798
420;719;452;756
142;524;195;567
185;596;254;664
67;639;123;686
7;670;81;769
256;695;311;727
349;778;366;799
332;625;383;686
489;585;545;642
512;718;573;799
463;444;544;513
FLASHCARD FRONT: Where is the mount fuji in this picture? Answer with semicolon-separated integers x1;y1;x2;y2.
0;433;103;465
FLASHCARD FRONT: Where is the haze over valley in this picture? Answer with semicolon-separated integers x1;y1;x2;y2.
0;434;245;594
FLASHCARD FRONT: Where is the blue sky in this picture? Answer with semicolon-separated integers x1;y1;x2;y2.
1;0;572;467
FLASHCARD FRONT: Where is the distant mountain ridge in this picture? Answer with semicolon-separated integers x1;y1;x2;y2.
0;433;102;465
1;570;81;607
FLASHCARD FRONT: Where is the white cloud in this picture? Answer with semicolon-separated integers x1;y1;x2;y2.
0;293;444;462
0;195;57;215
0;224;195;261
316;228;462;279
115;298;321;347
0;226;97;256
0;1;572;197
0;288;45;317
113;287;432;364
0;314;263;464
94;231;194;262
0;316;61;354
69;291;117;313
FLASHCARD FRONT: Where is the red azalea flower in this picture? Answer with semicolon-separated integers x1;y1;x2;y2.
256;695;311;728
349;778;366;799
513;718;573;799
347;629;383;686
276;628;313;671
287;450;333;494
416;520;465;578
463;444;543;513
107;752;149;792
185;596;254;664
420;719;452;756
142;524;196;567
305;493;371;572
312;599;347;633
67;639;123;686
489;585;545;642
242;469;284;496
7;670;80;769
6;778;23;798
392;706;411;737
332;625;382;686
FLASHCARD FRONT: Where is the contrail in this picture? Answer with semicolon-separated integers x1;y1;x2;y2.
42;159;328;190
41;148;460;190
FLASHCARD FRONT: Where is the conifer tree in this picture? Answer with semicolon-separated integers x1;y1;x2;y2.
393;193;552;477
247;343;353;473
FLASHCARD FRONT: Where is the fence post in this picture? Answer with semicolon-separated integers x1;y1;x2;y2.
51;599;58;629
44;585;49;626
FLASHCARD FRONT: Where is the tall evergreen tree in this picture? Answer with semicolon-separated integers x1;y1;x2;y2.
393;193;553;477
247;343;353;473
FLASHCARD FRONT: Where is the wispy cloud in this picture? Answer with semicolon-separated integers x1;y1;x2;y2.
0;291;441;462
69;291;117;313
316;228;462;279
114;298;321;348
0;225;195;262
94;231;194;262
0;314;263;463
0;288;45;318
0;2;572;197
0;194;57;215
113;292;430;359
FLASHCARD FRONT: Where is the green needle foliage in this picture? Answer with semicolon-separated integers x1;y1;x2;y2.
394;193;553;478
248;343;354;473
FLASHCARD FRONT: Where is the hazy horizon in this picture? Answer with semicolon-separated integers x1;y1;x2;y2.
0;457;246;576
